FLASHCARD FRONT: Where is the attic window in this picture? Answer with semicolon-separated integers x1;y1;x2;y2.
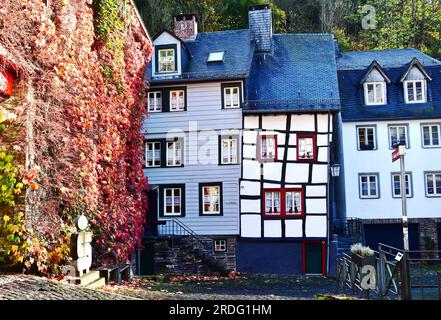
207;51;225;63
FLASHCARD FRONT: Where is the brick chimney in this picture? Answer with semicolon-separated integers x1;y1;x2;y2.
174;14;198;41
249;4;273;53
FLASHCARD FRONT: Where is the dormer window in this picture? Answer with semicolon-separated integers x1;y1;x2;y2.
158;48;176;72
400;58;431;104
364;82;386;105
404;80;426;104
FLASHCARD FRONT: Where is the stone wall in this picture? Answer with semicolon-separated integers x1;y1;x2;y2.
151;236;237;275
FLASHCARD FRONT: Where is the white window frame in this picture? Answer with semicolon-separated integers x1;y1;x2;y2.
359;174;379;199
223;86;240;109
164;188;182;216
388;125;409;148
425;172;441;197
357;126;377;150
170;90;185;112
221;136;238;165
404;80;426;104
364;82;387;106
145;142;161;168
166;140;183;167
158;48;176;73
148;91;162;112
421;124;441;148
214;239;227;252
391;173;412;198
201;185;221;215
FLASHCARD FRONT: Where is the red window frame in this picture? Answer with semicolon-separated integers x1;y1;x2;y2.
257;134;278;162
297;134;317;162
302;240;327;277
262;188;304;218
0;70;13;97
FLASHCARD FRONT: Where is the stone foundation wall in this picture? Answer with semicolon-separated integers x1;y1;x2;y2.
151;236;237;275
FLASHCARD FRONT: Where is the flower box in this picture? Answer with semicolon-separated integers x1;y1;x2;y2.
351;253;376;268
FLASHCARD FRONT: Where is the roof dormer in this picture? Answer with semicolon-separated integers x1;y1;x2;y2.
151;30;191;79
361;61;390;106
401;58;431;104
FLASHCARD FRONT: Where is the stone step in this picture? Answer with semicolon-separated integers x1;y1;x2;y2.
70;270;101;286
85;277;106;290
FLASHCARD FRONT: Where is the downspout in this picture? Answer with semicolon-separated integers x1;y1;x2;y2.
326;109;331;277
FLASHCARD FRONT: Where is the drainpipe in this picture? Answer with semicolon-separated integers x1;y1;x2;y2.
326;110;331;276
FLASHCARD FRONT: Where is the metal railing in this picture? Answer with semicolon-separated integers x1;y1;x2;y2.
334;217;365;245
337;243;441;300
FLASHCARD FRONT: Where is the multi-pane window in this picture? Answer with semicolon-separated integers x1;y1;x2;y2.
224;87;240;108
422;124;440;147
158;48;176;72
148;92;162;112
359;174;379;199
357;126;376;150
285;190;302;215
164;188;182;216
391;173;412;198
214;240;227;252
263;189;304;217
146;142;161;167
258;135;277;161
170;90;185;111
364;82;386;105
297;135;315;160
404;80;426;103
221;137;238;164
166;141;183;167
264;191;281;215
425;173;441;197
201;185;221;215
389;125;408;148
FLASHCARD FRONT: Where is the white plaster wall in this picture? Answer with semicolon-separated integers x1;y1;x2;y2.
285;163;309;183
264;220;282;237
285;220;303;237
291;114;315;131
241;215;261;237
241;199;261;213
305;216;327;237
343;119;441;219
306;198;327;214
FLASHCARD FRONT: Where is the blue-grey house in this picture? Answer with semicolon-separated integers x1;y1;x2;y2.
140;5;342;276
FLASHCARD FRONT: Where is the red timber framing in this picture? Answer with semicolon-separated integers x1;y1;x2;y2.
257;134;278;162
302;240;327;277
262;188;305;218
296;134;317;162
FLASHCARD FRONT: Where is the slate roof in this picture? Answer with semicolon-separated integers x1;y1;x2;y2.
245;34;341;113
337;48;441;122
147;29;254;83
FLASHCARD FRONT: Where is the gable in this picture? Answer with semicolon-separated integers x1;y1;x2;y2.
360;61;391;85
400;58;432;82
365;68;387;82
153;31;181;47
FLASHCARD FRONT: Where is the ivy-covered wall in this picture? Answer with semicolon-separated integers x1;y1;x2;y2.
0;0;152;275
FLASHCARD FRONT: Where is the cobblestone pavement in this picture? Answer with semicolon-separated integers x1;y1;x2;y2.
101;274;355;300
0;274;354;300
0;274;136;300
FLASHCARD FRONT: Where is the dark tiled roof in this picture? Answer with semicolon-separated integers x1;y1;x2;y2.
337;49;441;121
147;29;254;83
245;34;341;112
337;48;441;70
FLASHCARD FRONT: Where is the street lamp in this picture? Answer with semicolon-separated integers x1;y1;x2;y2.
330;164;341;177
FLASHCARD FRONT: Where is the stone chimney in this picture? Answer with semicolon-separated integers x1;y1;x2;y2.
248;4;273;53
174;14;198;41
